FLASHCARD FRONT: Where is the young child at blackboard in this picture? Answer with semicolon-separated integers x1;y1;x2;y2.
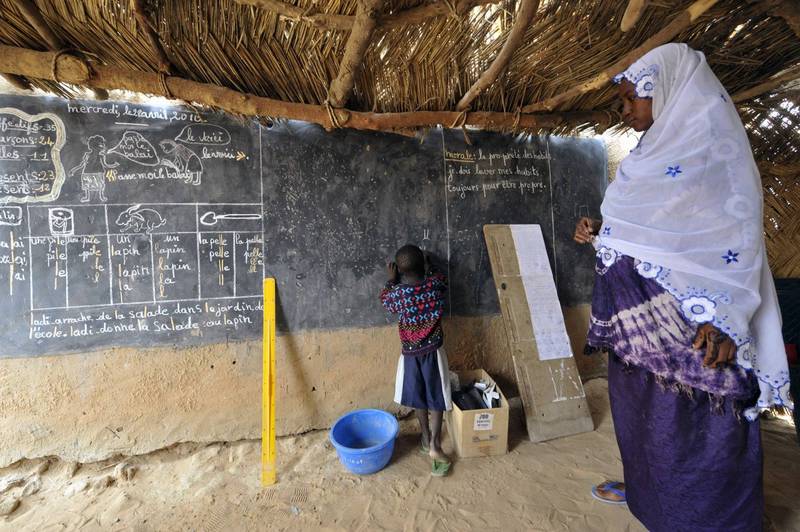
380;245;451;477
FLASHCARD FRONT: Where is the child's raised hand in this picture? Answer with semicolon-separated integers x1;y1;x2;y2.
386;262;399;283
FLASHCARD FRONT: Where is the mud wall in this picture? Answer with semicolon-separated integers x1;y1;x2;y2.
0;307;603;467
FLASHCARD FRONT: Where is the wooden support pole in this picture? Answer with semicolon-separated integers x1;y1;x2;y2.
0;44;616;134
621;0;649;32
131;0;173;74
455;0;539;111
732;65;800;103
327;0;382;108
521;0;718;112
234;0;501;31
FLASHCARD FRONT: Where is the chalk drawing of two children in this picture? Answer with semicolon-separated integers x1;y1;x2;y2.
69;136;203;203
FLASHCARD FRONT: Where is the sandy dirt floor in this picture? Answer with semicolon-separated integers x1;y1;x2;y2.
1;378;798;532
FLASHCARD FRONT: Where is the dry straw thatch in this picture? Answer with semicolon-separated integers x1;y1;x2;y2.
0;0;798;274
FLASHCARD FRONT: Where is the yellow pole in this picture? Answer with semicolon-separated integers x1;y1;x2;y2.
262;278;277;486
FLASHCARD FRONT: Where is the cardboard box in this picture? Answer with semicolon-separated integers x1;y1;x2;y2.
446;369;509;458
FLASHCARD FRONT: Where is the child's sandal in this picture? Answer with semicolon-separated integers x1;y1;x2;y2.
431;459;451;477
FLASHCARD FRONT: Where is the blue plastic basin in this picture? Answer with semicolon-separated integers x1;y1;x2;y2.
329;409;399;475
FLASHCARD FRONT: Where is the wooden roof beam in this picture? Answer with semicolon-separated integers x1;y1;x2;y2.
621;0;648;32
769;0;800;40
327;0;382;109
234;0;502;31
11;0;108;100
455;0;540;112
732;65;800;103
0;43;618;134
381;0;500;30
521;0;718;112
235;0;353;30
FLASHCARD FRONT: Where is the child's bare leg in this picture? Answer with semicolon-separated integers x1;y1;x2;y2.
428;410;449;462
415;408;430;450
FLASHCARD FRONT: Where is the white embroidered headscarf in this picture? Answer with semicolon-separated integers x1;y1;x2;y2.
598;43;792;418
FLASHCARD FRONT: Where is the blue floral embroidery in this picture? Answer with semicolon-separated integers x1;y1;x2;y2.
602;226;611;235
722;250;739;264
597;246;618;268
613;64;659;99
665;165;682;177
680;296;717;323
635;260;662;279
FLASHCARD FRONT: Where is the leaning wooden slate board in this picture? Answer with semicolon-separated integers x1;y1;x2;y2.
484;224;593;442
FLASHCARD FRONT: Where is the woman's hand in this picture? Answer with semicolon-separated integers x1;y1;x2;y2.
574;217;601;244
692;323;737;369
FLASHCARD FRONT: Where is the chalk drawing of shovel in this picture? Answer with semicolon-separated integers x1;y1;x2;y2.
200;211;262;226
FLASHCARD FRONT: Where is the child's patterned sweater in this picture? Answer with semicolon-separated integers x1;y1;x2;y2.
380;273;447;356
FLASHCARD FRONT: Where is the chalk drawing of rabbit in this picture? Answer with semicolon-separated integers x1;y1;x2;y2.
115;205;167;234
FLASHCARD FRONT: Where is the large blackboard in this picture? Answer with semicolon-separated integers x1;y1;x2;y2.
263;123;607;331
0;94;606;358
0;95;265;357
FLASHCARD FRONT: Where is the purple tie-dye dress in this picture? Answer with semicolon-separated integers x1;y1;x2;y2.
586;251;764;532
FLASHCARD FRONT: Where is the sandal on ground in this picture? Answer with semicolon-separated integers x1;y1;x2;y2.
591;481;626;505
419;442;430;455
431;459;451;477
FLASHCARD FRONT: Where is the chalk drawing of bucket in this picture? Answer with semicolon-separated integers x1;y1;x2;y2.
49;208;75;236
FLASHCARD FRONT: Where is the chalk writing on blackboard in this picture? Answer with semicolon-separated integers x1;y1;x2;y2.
0;107;66;204
175;124;231;146
0;228;26;296
108;131;160;166
66;101;206;124
0;206;22;226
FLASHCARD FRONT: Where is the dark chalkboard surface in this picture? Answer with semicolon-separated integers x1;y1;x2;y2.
263;123;607;332
442;128;554;315
0;93;606;358
261;122;447;331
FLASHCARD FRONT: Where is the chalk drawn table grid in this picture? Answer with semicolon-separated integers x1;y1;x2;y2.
24;202;264;312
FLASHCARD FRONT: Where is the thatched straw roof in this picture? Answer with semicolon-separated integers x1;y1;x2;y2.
0;1;797;129
0;0;798;273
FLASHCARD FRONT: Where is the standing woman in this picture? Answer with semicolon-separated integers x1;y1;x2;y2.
575;43;792;531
